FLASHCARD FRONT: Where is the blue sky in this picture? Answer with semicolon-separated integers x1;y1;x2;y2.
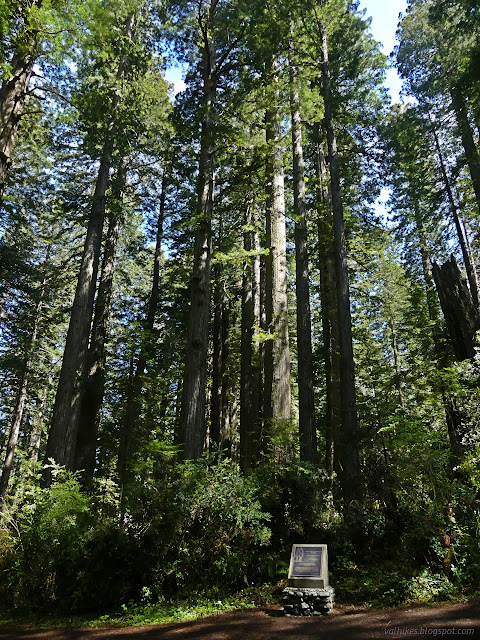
359;0;408;102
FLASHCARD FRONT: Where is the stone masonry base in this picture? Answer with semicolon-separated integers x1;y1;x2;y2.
282;586;335;616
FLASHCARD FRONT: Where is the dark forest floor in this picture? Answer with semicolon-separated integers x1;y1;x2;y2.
0;600;479;640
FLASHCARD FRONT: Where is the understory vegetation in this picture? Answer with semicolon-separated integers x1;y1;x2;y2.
0;454;479;618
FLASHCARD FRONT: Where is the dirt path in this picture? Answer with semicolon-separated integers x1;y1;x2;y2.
1;600;479;640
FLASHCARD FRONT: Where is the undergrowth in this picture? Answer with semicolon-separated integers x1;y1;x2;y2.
0;584;280;629
0;456;478;627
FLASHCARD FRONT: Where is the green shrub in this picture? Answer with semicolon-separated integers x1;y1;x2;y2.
160;458;271;596
0;464;91;611
0;457;273;612
405;570;456;603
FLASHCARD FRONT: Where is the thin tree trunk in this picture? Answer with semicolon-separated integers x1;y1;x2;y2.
451;87;480;213
289;39;316;464
443;392;465;459
117;174;166;486
430;114;479;307
28;389;47;464
173;376;183;448
118;349;136;491
220;299;232;457
315;131;341;481
370;373;399;520
0;261;47;500
414;203;439;323
0;375;28;501
263;58;292;455
179;7;217;461
0;2;41;197
74;163;124;481
320;25;360;498
240;199;262;472
388;317;406;409
227;394;237;458
259;237;268;446
210;267;224;454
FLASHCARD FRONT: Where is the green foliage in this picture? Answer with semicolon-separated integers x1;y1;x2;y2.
460;448;480;489
0;458;273;612
2;0;480;623
160;458;271;595
334;561;459;608
0;584;280;629
0;464;91;611
0;0;98;80
406;570;457;603
103;583;279;627
0;451;479;618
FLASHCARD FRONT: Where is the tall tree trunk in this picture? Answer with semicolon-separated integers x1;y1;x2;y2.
43;140;113;481
442;392;465;459
0;372;29;501
210;212;232;458
430;114;479;307
240;199;262;472
432;256;480;362
117;174;166;486
451;87;480;213
320;25;360;498
74;163;125;481
263;58;292;456
0;261;47;500
315;131;341;481
179;8;217;461
259;239;268;445
0;53;35;196
220;299;232;457
226;389;236;459
43;15;135;485
289;39;316;464
0;0;41;197
461;215;478;299
118;349;136;490
413;203;439;323
173;376;183;448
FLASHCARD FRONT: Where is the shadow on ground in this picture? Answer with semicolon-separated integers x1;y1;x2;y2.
1;599;479;640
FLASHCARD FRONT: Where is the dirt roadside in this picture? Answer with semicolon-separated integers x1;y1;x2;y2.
0;600;479;640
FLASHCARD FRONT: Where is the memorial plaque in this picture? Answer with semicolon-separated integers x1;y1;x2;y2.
291;546;323;576
288;544;329;588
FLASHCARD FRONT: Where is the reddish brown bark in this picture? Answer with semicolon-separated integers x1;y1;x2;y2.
320;25;360;498
179;2;217;460
289;39;316;464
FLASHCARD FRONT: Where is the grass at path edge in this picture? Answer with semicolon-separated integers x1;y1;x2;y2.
0;584;280;631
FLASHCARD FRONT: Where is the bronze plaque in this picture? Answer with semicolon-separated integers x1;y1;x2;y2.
290;545;323;577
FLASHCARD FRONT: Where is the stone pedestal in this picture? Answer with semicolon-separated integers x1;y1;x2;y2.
282;586;335;616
